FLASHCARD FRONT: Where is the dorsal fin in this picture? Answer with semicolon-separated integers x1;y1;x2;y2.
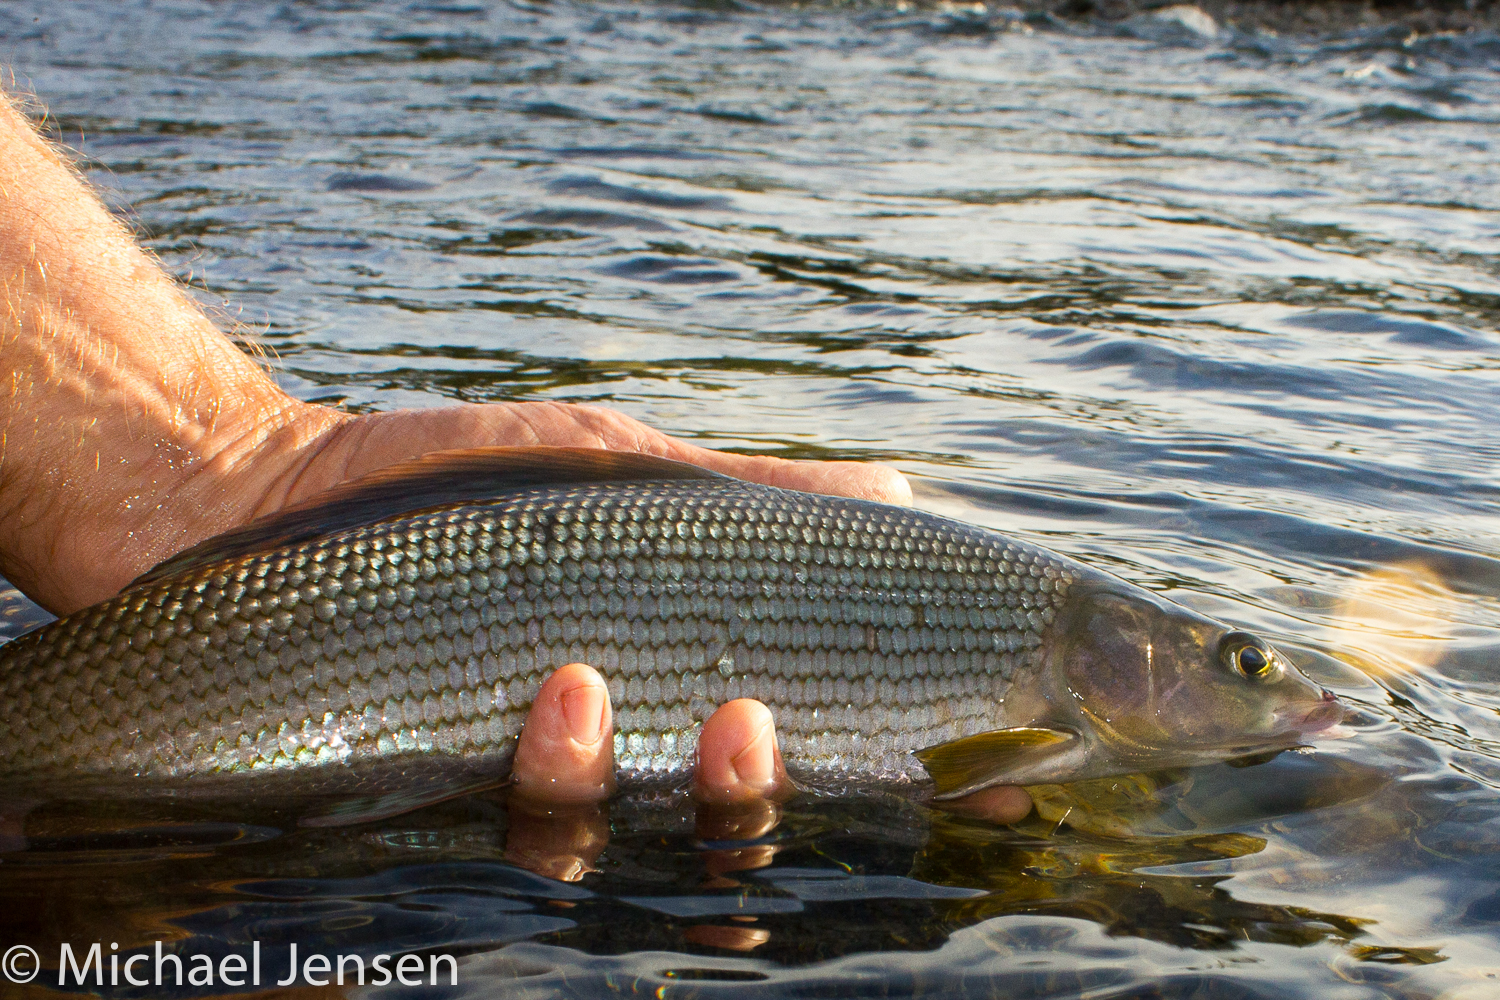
131;447;727;588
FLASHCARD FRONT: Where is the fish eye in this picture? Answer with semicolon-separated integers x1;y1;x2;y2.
1220;631;1279;681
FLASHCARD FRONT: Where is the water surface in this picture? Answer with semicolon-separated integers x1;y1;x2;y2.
3;1;1500;997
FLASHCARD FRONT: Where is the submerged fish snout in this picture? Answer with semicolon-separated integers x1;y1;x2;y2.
1269;687;1342;740
1292;689;1344;734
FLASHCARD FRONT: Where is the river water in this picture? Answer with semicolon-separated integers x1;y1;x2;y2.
3;1;1500;997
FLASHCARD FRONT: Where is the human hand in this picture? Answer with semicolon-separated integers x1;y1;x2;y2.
0;86;1029;841
15;397;913;615
497;662;1034;883
0;89;908;616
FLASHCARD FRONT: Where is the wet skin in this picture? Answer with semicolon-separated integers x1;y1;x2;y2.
0;86;1029;852
502;663;1034;882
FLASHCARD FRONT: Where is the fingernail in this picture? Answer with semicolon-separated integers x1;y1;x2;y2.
560;683;605;745
730;722;776;791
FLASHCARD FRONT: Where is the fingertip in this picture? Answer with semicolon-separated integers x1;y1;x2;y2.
855;463;912;507
542;661;612;747
560;676;608;746
504;800;610;883
760;459;912;507
511;663;616;805
695;699;786;804
548;660;606;689
666;444;911;507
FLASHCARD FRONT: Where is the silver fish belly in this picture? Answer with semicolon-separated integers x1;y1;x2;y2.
0;476;1085;797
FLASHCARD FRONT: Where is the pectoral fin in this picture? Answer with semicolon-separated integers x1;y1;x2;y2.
299;777;507;828
914;727;1078;800
1224;749;1286;769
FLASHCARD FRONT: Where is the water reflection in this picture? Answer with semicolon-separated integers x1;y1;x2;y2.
4;0;1500;996
0;757;1439;997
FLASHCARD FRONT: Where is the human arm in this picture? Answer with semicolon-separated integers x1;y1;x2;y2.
0;85;1027;829
0;90;906;615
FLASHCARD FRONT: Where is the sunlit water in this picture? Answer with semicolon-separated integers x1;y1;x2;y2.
3;1;1500;997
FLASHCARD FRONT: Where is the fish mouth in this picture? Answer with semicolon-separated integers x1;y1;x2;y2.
1285;689;1343;736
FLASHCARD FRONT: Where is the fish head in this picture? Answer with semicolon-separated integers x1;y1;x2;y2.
1048;583;1341;769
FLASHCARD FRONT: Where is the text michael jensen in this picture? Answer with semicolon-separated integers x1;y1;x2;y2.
55;942;457;987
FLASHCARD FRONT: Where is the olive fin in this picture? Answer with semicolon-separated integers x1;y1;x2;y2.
1224;749;1287;768
131;447;727;588
914;727;1077;800
298;776;509;828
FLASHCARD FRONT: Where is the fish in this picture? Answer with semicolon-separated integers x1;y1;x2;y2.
0;448;1340;821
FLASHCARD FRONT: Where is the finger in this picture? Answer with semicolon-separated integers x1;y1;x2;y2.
510;662;616;805
669;446;912;507
693;699;790;805
698;797;781;881
275;402;911;542
682;923;772;952
935;785;1033;825
697;796;782;844
504;800;610;883
519;400;913;506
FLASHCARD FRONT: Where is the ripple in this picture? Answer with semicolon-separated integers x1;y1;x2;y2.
6;1;1500;997
548;175;732;210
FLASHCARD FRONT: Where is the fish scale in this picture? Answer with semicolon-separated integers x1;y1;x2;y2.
0;477;1083;797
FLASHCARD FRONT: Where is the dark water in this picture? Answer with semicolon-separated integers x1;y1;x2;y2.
3;1;1500;997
